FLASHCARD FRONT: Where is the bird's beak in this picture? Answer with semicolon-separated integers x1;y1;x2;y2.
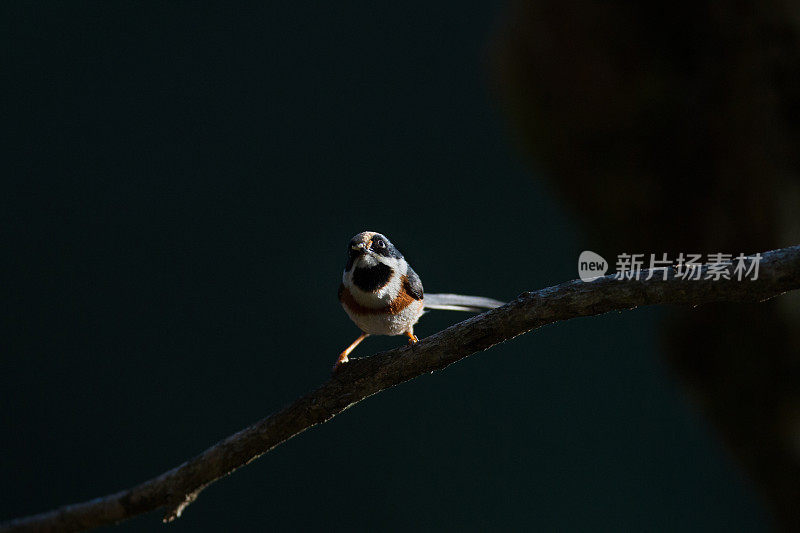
351;241;372;254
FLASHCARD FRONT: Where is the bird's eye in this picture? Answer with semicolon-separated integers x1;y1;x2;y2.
375;240;386;248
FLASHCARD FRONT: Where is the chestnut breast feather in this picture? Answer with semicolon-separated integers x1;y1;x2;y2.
340;274;421;316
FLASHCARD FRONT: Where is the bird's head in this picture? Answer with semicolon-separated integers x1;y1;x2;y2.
344;231;404;273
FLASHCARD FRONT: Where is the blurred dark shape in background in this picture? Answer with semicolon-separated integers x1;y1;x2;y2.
491;1;800;528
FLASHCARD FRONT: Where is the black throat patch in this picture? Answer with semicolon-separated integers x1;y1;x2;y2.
352;263;393;292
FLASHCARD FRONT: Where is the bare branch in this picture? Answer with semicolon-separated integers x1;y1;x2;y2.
3;246;799;533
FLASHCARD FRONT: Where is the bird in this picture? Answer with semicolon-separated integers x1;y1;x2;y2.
335;231;504;370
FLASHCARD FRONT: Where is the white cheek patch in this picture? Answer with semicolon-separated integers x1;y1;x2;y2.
396;258;408;276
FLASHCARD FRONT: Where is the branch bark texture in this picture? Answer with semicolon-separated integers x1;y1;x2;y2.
3;246;800;533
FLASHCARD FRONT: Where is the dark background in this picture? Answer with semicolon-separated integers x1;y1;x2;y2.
0;2;776;531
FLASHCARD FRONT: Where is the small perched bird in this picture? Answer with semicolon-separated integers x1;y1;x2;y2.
336;231;504;369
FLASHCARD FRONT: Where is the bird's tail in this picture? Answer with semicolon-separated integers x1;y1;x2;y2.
423;293;505;312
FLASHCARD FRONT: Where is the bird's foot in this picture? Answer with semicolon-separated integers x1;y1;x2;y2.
333;333;369;373
332;353;348;373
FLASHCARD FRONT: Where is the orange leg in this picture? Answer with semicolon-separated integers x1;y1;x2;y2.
334;333;369;371
405;331;419;344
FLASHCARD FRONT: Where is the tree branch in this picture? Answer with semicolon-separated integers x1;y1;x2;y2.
3;246;800;533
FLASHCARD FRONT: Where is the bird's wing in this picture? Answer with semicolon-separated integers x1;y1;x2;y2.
404;265;424;300
423;293;505;312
